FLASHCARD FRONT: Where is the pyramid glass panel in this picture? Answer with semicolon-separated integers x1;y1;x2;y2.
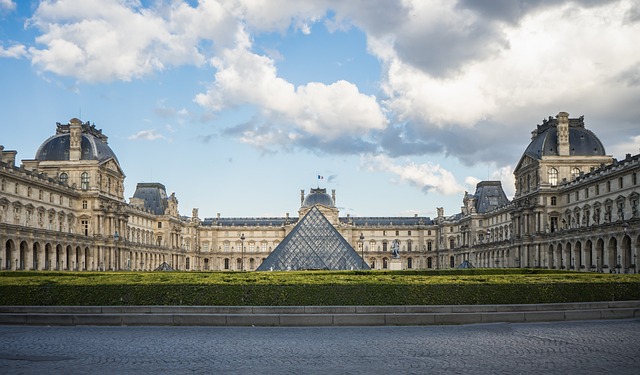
257;207;370;271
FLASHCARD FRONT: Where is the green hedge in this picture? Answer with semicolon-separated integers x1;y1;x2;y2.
1;270;639;306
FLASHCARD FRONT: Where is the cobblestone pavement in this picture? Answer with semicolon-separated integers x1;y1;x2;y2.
1;319;639;374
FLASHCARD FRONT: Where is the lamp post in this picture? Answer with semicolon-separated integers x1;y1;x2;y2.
114;230;119;272
359;233;365;269
240;233;245;271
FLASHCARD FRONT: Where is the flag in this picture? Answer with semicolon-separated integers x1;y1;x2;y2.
317;175;324;180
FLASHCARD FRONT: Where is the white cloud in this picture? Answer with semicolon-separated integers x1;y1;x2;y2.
0;0;16;12
196;45;387;142
26;0;240;82
0;43;27;58
128;129;165;141
608;135;640;159
362;154;466;196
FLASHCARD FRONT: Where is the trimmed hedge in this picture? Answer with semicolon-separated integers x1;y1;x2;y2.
1;270;639;306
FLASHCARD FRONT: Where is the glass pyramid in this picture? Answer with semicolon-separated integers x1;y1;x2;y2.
256;206;370;271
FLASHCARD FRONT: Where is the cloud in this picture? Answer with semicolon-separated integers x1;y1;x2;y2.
196;45;387;147
128;129;165;141
362;154;466;196
0;0;16;13
0;43;27;58
26;0;240;82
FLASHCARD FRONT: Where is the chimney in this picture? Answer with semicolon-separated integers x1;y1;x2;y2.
69;118;82;160
556;112;570;156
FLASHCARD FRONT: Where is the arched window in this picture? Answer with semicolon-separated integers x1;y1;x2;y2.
571;167;581;180
81;172;89;190
548;168;558;186
59;172;68;185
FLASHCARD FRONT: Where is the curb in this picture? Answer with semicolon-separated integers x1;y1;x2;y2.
1;301;638;326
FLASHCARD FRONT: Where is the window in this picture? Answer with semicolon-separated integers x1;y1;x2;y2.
427;241;432;251
81;172;89;190
261;242;267;252
427;230;431;236
14;183;19;194
382;242;388;252
567;194;570;204
407;258;413;269
427;257;432;269
82;200;88;209
571;167;581;180
585;188;589;199
249;243;255;252
0;179;4;191
549;168;558;186
575;191;579;202
407;230;412;236
596;184;600;195
59;172;68;184
395;230;399;236
81;220;89;236
158;222;162;228
607;181;611;192
449;238;455;249
619;177;623;189
224;258;229;270
551;196;557;206
634;173;638;185
224;242;229;252
407;240;412;252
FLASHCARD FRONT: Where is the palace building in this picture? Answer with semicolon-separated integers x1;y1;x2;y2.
0;113;638;272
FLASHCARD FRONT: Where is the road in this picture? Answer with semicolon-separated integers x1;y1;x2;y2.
1;319;639;374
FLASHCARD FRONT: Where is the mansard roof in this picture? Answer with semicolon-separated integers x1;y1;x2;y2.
472;181;510;214
256;206;369;271
132;183;168;215
341;216;433;226
35;119;120;164
523;114;605;160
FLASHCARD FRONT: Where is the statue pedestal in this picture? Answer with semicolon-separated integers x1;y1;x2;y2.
389;258;402;270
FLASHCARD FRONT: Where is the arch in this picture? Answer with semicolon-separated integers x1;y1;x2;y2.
65;245;72;270
622;235;632;272
585;240;594;271
203;258;209;271
32;242;40;270
369;258;376;270
407;257;413;269
556;243;563;269
45;243;52;270
19;241;28;270
607;237;618;273
56;244;63;270
427;257;433;269
4;239;15;270
547;244;554;269
573;241;582;270
84;247;90;270
382;257;389;269
224;258;230;270
595;238;605;272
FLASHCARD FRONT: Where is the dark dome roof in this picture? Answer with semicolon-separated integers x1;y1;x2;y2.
132;183;168;215
523;115;606;160
35;120;119;164
302;188;335;208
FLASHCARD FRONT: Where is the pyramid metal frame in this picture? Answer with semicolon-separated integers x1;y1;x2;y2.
256;206;370;271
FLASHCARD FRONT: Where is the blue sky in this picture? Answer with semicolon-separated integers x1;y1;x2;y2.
1;0;640;219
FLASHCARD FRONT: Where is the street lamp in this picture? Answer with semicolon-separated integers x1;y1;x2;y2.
114;230;119;272
240;233;245;271
359;233;365;269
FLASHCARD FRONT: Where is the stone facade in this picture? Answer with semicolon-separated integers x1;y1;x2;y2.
1;113;638;272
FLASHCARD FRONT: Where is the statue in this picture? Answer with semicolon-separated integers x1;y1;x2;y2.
391;239;400;258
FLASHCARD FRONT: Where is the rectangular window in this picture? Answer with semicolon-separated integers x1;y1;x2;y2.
81;220;89;236
575;191;579;201
585;188;589;199
407;230;412;236
607;181;611;192
596;184;600;195
567;194;570;204
619;177;623;189
261;243;267;252
634;172;638;185
383;242;388;252
427;241;432;251
82;200;88;209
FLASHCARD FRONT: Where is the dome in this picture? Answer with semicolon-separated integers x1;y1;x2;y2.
523;114;606;160
35;120;119;164
302;188;335;208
